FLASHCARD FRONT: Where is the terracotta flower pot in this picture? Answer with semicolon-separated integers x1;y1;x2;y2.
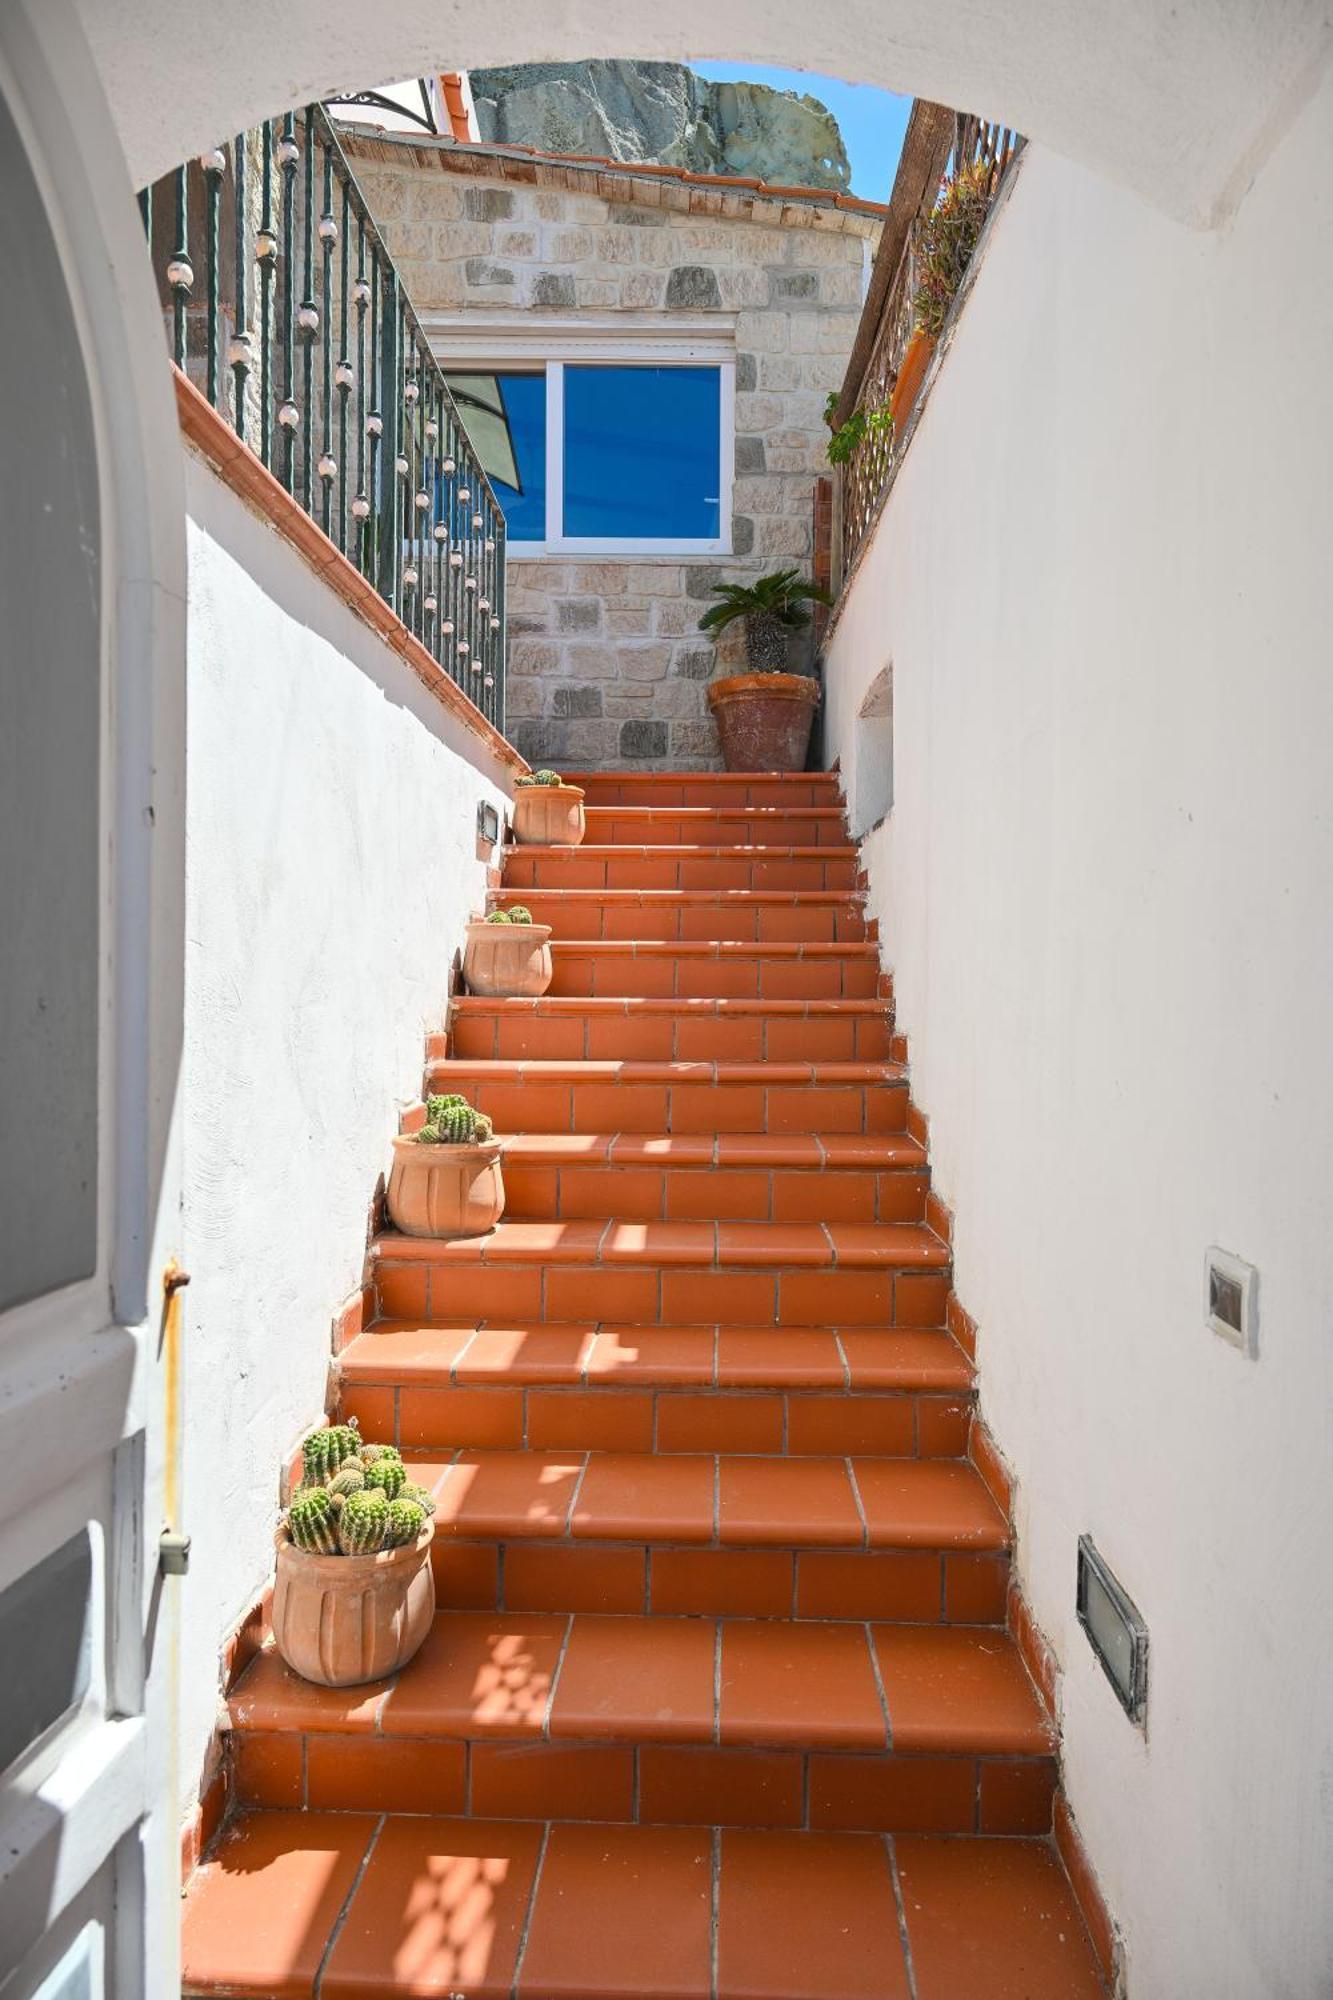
463;918;553;998
512;783;586;847
890;329;936;433
386;1132;505;1238
272;1521;436;1687
706;671;821;773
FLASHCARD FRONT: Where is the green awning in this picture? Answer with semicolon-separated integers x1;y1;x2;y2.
445;373;521;493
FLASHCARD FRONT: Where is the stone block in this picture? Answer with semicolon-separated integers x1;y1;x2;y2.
619;270;665;308
533;272;577;307
735;352;758;392
409;181;463;221
546;227;595;261
736;310;788;354
464;258;515;289
758;354;802;393
769;267;819;303
734;435;767;474
672;648;716;681
619;719;668;759
617;645;673;681
575;279;619;307
669;719;722;759
503;676;544;717
753;514;810;557
593;229;641;264
718;268;771;309
496;229;538;259
464;187;514;222
606;606;653;636
551;683;603;718
685;564;728;600
510;640;563;676
735;393;783;433
555;599;601;632
665;265;722;309
563;643;621;679
434;222;497;259
609;204;665;227
731;516;756;556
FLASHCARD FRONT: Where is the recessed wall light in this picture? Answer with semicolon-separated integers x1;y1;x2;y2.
1077;1536;1148;1725
1206;1246;1258;1358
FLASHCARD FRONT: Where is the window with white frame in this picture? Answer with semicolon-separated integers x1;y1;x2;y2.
433;316;735;557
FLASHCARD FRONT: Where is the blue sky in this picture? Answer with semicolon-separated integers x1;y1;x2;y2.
692;63;911;201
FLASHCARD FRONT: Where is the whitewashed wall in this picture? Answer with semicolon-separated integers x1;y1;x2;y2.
824;72;1333;2000
178;453;511;1820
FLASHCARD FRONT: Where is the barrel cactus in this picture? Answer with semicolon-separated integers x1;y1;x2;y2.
302;1418;361;1485
417;1094;494;1146
287;1486;340;1554
516;769;562;787
383;1497;428;1548
327;1464;366;1501
360;1442;402;1466
399;1482;437;1513
364;1456;406;1500
484;909;513;925
336;1487;389;1555
506;905;534;925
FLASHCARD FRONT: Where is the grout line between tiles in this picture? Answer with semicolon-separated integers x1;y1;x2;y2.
712;1618;723;1747
845;1457;871;1550
509;1819;552;2000
311;1812;384;1999
710;1825;722;2000
863;1621;894;1750
542;1613;575;1742
885;1835;920;2000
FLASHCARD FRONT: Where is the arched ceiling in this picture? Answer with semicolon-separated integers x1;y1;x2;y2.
76;0;1332;227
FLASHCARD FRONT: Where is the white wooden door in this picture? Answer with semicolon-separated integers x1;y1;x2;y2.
0;2;187;1995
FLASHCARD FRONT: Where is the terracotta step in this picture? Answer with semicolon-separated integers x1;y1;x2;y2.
547;939;883;1000
421;1058;909;1138
183;1811;1109;1998
502;843;861;892
481;1131;926;1224
445;997;894;1066
583;802;851;848
566;770;843;809
371;1218;948;1328
487;886;868;945
339;1320;972;1458
227;1612;1055;1832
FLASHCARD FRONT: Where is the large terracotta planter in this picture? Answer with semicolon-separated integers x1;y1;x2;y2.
386;1132;505;1238
890;330;936;433
707;671;820;773
463;918;553;998
272;1521;436;1687
512;783;586;847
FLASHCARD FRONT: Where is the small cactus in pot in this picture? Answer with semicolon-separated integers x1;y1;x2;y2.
273;1422;435;1688
465;902;553;999
387;1091;506;1238
511;768;586;848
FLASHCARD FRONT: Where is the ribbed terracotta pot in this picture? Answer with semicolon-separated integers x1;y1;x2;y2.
272;1521;436;1687
386;1133;505;1238
463;919;554;998
512;783;586;847
707;671;820;773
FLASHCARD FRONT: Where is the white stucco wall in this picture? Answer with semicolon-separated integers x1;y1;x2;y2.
824;73;1333;2000
178;452;511;1818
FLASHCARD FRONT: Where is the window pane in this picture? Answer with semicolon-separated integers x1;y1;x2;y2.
563;366;720;541
446;371;546;542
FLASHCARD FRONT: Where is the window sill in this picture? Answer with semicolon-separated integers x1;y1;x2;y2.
510;545;733;562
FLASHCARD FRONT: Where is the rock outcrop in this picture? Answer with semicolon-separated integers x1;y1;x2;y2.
468;61;851;194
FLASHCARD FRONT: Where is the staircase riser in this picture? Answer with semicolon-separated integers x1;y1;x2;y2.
234;1731;1055;1835
425;1073;909;1136
584;812;850;848
499;1163;928;1225
575;780;842;808
339;1383;972;1459
488;899;868;945
548;955;881;1000
503;855;860;893
375;1261;949;1329
450;1015;894;1063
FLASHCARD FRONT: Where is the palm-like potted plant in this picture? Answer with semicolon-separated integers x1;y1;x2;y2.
698;569;831;771
273;1421;436;1687
386;1093;505;1239
462;904;554;999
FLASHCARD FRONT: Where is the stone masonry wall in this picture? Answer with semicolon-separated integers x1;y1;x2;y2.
341;133;880;766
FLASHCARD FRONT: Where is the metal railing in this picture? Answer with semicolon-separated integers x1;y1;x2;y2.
830;107;1021;588
141;104;506;736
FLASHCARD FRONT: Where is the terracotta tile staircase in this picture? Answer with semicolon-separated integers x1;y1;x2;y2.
181;771;1110;1998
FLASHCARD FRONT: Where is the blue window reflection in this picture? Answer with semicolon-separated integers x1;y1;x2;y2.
563;366;720;540
446;371;546;542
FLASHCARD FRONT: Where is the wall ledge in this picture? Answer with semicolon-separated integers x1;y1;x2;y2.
173;368;527;778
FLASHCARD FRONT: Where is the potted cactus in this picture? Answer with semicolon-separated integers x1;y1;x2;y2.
273;1420;436;1687
512;768;586;848
386;1092;505;1238
462;903;554;999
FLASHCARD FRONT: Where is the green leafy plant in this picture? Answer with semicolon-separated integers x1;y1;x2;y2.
417;1092;495;1146
698;569;833;673
912;156;995;337
284;1431;426;1558
515;769;563;788
824;392;894;467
